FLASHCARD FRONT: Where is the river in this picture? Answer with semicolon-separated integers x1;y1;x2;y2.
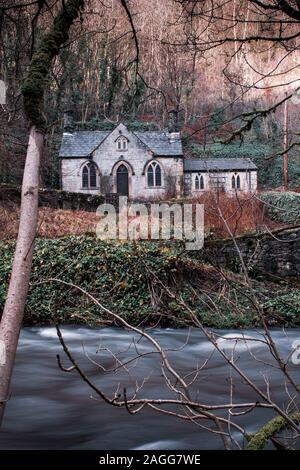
0;326;299;450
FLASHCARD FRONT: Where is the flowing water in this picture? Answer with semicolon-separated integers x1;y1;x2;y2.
0;326;300;450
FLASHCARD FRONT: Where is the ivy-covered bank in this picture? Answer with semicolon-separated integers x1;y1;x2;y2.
0;235;299;328
260;191;300;224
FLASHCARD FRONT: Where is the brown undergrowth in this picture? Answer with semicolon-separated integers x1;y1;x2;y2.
0;192;289;240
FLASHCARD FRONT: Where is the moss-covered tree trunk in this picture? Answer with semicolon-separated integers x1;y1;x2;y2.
246;412;300;450
0;0;85;426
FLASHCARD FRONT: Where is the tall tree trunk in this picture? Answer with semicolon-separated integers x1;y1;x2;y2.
0;0;84;426
0;128;43;423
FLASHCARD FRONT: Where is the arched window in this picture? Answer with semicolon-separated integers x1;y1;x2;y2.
232;175;236;189
195;174;204;190
82;163;98;189
82;165;89;188
232;174;241;190
147;161;162;187
116;136;128;151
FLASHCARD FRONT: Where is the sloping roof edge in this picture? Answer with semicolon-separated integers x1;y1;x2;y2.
184;158;257;172
59;123;184;158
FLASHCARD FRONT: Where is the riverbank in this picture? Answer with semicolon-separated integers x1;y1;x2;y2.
0;235;299;328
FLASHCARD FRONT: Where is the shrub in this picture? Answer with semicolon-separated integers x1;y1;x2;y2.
260;192;300;224
262;291;300;322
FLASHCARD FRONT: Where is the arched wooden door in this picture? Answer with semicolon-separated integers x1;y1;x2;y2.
116;164;129;196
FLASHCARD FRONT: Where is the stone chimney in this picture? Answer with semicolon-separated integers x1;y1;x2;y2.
63;110;74;134
168;109;180;143
168;109;179;133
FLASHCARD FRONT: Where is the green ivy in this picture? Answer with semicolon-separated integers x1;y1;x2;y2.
262;291;300;320
0;235;299;328
260;192;300;224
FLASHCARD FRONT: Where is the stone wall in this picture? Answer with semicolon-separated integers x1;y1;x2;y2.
202;226;300;278
0;185;105;212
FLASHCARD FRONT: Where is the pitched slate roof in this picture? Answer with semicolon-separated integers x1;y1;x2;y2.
59;129;183;157
135;131;183;156
184;158;257;172
59;131;109;157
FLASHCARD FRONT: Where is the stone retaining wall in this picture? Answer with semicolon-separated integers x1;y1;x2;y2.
202;226;300;278
0;185;105;212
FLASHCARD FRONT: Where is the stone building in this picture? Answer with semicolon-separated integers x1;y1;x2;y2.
184;159;258;196
59;113;257;199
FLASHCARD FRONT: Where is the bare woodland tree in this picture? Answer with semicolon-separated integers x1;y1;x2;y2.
170;0;300;151
0;0;85;425
0;0;299;449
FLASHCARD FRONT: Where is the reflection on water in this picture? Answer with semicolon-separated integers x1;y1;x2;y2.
0;326;299;450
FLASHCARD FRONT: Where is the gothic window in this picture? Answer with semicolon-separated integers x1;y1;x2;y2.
195;174;204;190
210;176;226;191
147;161;162;187
117;136;128;151
82;165;89;188
82;163;98;189
232;174;241;190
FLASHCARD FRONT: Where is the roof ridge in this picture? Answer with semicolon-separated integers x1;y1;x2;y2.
59;127;183;157
73;130;110;133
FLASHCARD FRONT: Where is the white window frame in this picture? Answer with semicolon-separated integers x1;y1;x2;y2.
116;136;128;151
147;161;163;188
209;175;226;191
232;173;241;190
194;173;204;191
81;162;99;189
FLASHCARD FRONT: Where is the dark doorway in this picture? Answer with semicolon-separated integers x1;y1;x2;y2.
117;164;129;196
